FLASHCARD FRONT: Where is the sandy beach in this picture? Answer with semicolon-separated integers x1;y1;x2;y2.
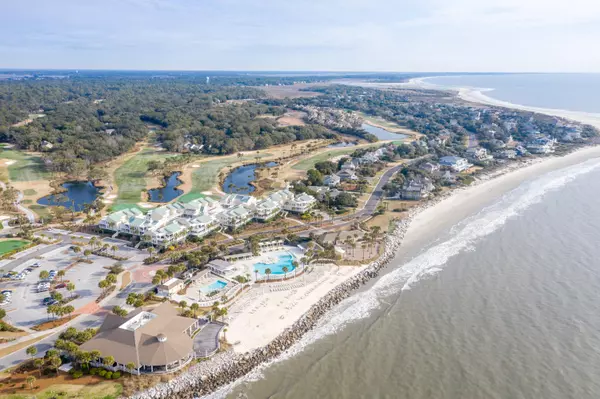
227;264;367;353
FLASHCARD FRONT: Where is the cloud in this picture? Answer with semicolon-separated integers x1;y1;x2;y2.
1;0;600;71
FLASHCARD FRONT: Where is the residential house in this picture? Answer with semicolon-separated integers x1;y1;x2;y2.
337;169;359;181
495;149;517;159
419;162;440;173
466;147;493;162
323;174;341;187
526;137;556;154
398;178;434;200
439;156;472;172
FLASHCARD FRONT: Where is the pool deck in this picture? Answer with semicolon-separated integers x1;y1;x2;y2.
235;247;305;280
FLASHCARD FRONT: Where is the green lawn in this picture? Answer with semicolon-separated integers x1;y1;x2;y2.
178;153;272;203
292;144;380;171
0;239;30;255
29;204;52;221
0;382;122;399
0;148;49;182
112;148;179;208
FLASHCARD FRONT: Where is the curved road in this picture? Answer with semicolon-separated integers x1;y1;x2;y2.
0;181;35;223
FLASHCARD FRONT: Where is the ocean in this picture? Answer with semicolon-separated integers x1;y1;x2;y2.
425;74;600;113
222;75;600;399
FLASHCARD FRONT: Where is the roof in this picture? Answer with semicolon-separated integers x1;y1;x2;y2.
207;259;234;271
80;302;196;368
159;278;183;290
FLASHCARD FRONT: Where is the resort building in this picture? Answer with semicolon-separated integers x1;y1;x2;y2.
206;259;236;276
188;214;219;238
80;303;200;375
254;199;282;222
217;205;253;230
156;278;185;297
283;193;317;214
220;194;257;209
439;156;472;172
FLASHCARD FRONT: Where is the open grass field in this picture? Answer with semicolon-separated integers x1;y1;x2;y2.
0;149;49;183
112;148;178;209
0;240;30;256
292;143;381;172
28;205;52;220
178;153;272;202
0;381;122;399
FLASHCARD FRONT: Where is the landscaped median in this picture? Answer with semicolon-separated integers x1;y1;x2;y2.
0;239;33;259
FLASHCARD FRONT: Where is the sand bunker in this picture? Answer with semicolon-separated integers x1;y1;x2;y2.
3;160;16;166
137;202;155;208
191;165;200;168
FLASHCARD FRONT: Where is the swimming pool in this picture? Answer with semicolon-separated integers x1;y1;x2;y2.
200;280;228;294
253;253;296;275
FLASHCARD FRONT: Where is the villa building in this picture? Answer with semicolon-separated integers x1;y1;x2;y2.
439;156;472;172
419;162;440;173
283;193;317;214
218;205;253;230
254;199;282;221
99;188;316;245
80;303;200;375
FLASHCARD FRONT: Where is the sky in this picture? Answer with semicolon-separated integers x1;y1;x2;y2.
2;0;600;72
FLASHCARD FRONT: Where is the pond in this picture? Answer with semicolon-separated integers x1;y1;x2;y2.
37;181;100;211
148;172;184;203
361;123;408;141
222;162;277;194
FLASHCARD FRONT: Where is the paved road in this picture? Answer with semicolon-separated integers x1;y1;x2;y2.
0;243;63;274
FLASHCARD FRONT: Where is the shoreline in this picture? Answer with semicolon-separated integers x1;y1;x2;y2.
127;84;600;399
128;146;600;399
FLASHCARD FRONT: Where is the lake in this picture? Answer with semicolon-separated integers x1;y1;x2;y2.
37;181;100;211
147;172;184;203
223;162;277;194
361;123;408;140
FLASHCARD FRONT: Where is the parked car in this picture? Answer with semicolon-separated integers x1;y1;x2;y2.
54;283;66;289
42;297;56;305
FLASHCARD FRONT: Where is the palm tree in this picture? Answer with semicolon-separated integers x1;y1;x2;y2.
179;300;187;314
50;356;62;374
282;266;289;278
72;246;81;257
26;375;36;390
66;282;75;298
148;247;155;256
33;358;44;377
223;327;228;342
126;362;136;377
83;249;92;260
218;307;228;322
264;268;272;281
57;270;65;282
39;270;50;280
190;303;199;317
111;245;118;256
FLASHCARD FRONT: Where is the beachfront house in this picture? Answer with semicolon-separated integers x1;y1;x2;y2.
439;156;472;172
398;178;434;200
466;147;493;162
526;137;556;154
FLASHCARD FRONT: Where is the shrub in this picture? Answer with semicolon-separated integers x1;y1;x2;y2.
112;371;121;379
104;371;112;379
71;370;83;379
89;367;99;375
98;369;106;377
